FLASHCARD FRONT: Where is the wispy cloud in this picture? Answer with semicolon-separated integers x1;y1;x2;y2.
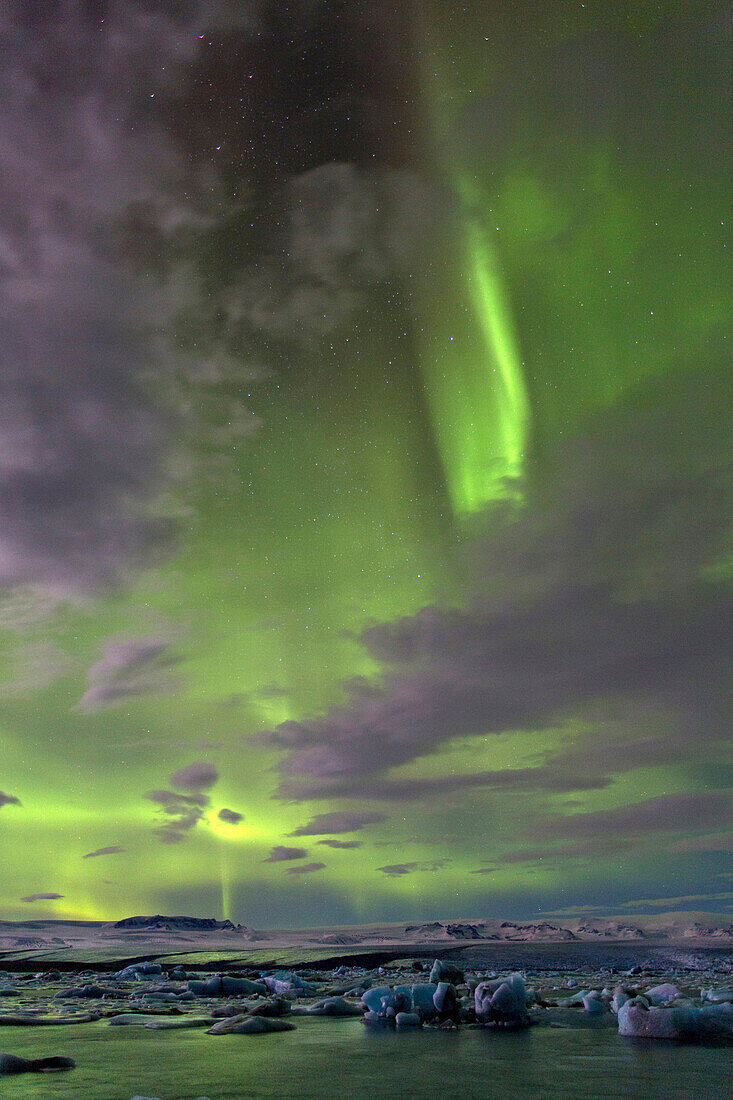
316;839;362;849
377;860;450;877
285;862;325;875
145;789;209;844
77;636;178;711
290;811;386;836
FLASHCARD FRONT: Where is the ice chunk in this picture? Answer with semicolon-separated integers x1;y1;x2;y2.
644;984;682;1006
429;960;463;985
618;999;733;1040
117;962;161;980
410;983;438;1019
558;990;589;1007
696;1003;733;1037
583;992;605;1016
475;973;528;1027
618;1000;690;1039
361;985;393;1013
702;988;733;1003
433;982;458;1016
395;1011;421;1028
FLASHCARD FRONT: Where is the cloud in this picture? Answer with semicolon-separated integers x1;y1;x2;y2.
77;636;178;711
264;846;308;863
218;807;244;825
543;904;610;917
670;832;733;854
0;2;272;601
144;787;209;844
21;893;63;902
0;790;21;808
469;867;496;875
0;1;204;598
170;760;219;793
83;846;125;859
290;811;387;836
285;862;325;875
0;641;73;695
316;839;362;849
318;767;611;802
143;758;221;843
260;369;731;803
377;863;417;877
615;891;733;910
377;860;450;877
495;837;638;864
527;791;733;842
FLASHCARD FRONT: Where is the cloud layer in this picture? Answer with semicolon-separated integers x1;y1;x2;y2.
263;370;731;808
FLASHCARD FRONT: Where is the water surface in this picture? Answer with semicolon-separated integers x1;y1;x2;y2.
2;1016;730;1100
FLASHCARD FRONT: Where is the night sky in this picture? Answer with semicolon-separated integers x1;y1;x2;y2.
0;0;730;927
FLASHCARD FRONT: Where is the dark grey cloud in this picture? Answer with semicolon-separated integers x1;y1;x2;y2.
377;860;450;877
0;2;268;601
21;893;63;902
285;862;325;875
527;791;733;842
144;787;209;844
170;760;219;793
218;807;244;825
377;863;417;877
290;811;387;836
0;790;21;808
469;868;496;875
77;636;178;711
83;846;125;859
0;1;200;597
316;839;362;849
671;832;733;855
262;370;731;802
317;767;611;803
264;846;308;863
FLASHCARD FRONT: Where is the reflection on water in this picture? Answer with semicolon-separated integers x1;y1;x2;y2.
2;1017;730;1100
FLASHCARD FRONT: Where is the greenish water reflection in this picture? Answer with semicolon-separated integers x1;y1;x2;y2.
1;1017;731;1100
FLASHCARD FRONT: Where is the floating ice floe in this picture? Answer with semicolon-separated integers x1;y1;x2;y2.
618;997;733;1039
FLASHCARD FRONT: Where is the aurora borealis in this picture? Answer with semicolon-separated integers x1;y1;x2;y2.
0;0;730;928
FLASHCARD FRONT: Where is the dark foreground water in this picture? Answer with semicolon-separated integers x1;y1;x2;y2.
2;1016;731;1100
